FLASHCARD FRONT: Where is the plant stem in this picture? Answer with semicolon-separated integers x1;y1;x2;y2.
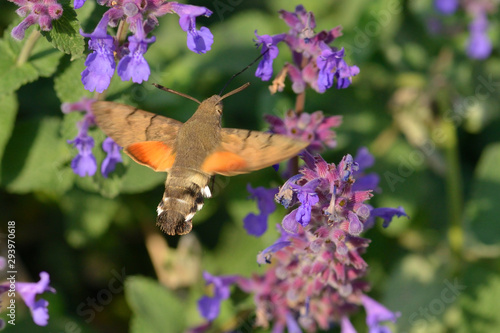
16;29;41;66
440;120;464;257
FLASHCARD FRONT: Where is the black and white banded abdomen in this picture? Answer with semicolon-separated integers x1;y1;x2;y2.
156;168;211;235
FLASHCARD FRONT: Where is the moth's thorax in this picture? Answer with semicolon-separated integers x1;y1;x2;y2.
173;96;223;168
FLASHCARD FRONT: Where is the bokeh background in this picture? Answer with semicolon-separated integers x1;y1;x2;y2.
1;0;500;332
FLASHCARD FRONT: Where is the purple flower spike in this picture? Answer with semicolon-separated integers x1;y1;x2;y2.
466;11;492;60
101;137;123;177
197;272;237;321
17;272;56;326
68;133;97;177
340;316;357;333
255;32;286;81
434;0;458;15
171;3;213;54
361;295;400;332
81;15;116;93
317;46;359;92
67;111;97;177
0;256;5;270
117;20;155;83
293;180;320;227
74;0;86;9
243;185;278;236
369;206;408;228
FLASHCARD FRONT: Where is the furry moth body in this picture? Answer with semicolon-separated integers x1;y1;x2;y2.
92;89;308;235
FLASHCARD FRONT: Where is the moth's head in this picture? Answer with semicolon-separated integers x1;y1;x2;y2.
199;95;224;116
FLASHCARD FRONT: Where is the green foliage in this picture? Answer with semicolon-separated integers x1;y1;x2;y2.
0;0;499;332
125;276;187;333
41;0;85;60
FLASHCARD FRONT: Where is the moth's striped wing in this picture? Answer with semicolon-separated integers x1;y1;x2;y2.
202;128;309;176
92;101;181;171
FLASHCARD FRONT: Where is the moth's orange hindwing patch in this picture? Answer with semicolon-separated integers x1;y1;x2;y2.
125;141;176;171
201;151;248;174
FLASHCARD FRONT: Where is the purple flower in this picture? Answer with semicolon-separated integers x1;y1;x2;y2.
367;206;408;228
361;295;400;333
62;98;98;177
434;0;458;15
292;179;320;227
340;316;357;333
243;184;278;236
68;129;97;177
265;111;342;153
255;32;286;81
255;5;358;94
0;272;56;326
74;0;86;9
353;147;380;192
317;45;360;92
117;20;155;83
0;256;5;270
101;137;123;177
466;11;492;60
197;272;237;321
9;0;63;40
257;224;292;264
170;3;214;54
81;15;116;93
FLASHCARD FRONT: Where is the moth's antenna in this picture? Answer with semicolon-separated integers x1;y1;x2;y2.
153;83;201;104
220;82;250;100
218;48;270;96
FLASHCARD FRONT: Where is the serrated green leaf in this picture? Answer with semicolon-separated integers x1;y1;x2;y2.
465;143;500;245
1;117;74;195
0;93;18;179
61;191;120;247
0;21;64;95
41;0;85;60
125;276;186;333
54;57;90;103
458;264;500;333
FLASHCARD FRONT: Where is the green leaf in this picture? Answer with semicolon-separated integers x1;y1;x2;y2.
458;264;500;333
0;22;63;95
41;0;85;60
1;117;74;195
125;276;186;333
465;143;500;245
61;191;120;247
54;57;90;103
0;93;18;177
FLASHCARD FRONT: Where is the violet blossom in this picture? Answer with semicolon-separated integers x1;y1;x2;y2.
8;0;63;40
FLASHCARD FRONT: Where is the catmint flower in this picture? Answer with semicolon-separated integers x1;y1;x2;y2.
171;3;214;54
81;14;116;93
117;19;156;83
466;11;492;60
196;152;406;332
243;184;278;237
362;295;401;332
0;270;56;326
255;5;359;93
265;111;342;153
434;0;459;15
197;272;237;321
101;137;123;177
67;112;97;177
254;32;286;81
9;0;63;40
79;1;213;92
62;97;123;177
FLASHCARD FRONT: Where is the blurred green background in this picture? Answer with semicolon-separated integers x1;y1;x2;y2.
1;0;500;332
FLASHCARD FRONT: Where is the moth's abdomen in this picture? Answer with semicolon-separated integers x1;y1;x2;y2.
156;168;211;235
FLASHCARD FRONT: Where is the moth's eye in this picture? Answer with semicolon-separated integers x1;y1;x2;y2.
216;105;223;115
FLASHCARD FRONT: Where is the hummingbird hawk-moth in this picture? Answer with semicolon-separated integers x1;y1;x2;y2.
91;84;308;236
